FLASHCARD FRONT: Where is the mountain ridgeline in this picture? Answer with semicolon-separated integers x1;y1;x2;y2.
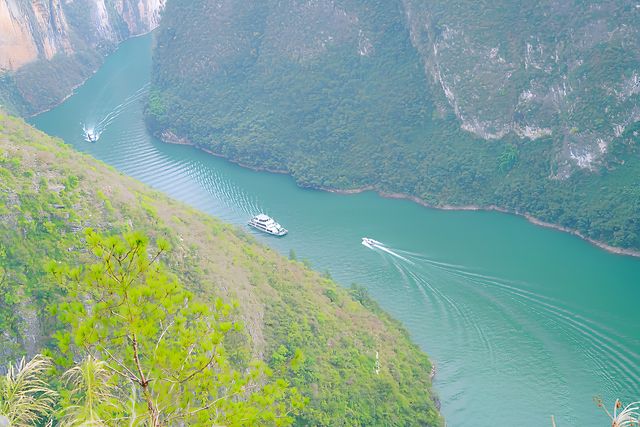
146;0;640;252
0;112;442;426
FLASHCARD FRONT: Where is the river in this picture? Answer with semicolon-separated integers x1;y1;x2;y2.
31;34;640;427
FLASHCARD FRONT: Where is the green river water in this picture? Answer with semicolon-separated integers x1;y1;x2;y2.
32;34;640;426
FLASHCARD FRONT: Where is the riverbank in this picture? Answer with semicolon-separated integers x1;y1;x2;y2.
21;31;158;118
27;73;95;117
158;131;640;259
341;189;640;258
160;130;289;175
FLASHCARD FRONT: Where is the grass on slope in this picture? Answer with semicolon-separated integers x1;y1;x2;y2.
0;112;443;426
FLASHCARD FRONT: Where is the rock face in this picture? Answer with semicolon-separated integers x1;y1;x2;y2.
148;0;640;250
0;0;165;113
0;0;71;70
0;0;165;71
401;0;640;176
149;0;639;179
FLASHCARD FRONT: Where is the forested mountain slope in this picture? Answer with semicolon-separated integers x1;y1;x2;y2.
146;0;640;252
0;112;443;426
404;0;640;175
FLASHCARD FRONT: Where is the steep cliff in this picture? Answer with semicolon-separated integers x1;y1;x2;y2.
402;0;640;178
0;0;70;70
146;0;640;251
0;0;164;114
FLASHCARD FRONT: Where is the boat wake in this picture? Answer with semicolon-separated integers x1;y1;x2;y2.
362;237;413;264
82;124;99;142
361;238;640;397
81;83;150;142
362;237;382;248
194;164;265;219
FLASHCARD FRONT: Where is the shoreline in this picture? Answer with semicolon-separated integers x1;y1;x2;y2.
28;31;157;118
159;131;640;259
29;75;92;117
325;187;640;258
159;130;290;174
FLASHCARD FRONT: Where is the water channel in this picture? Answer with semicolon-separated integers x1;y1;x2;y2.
32;34;640;426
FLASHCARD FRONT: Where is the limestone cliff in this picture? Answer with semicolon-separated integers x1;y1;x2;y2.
148;0;640;251
401;0;640;177
0;0;165;114
0;0;70;70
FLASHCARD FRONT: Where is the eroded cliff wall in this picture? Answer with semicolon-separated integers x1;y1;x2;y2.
401;0;640;177
0;0;165;114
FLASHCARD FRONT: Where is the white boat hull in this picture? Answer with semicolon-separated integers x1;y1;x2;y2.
248;214;288;236
248;223;288;236
362;237;381;248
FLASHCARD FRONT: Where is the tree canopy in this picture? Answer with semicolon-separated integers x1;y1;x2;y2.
46;229;305;426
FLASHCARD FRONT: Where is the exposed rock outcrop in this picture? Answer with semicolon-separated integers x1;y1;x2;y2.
0;0;70;70
0;0;165;114
0;0;165;71
402;0;640;176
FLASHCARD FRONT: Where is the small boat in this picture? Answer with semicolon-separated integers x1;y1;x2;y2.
248;214;288;236
83;125;98;143
362;237;381;248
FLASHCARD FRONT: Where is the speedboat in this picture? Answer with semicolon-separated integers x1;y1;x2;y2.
83;125;98;143
248;214;288;236
362;237;381;248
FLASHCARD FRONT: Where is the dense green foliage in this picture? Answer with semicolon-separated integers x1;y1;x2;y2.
147;0;640;251
0;37;104;116
49;230;303;426
0;112;442;426
0;346;297;427
0;50;103;116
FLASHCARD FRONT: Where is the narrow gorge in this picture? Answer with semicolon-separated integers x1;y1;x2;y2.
0;0;164;114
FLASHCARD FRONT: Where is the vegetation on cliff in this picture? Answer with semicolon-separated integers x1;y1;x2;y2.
2;230;303;426
146;0;640;252
0;0;163;115
0;112;442;425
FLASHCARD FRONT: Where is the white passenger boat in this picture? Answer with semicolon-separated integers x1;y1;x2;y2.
248;214;288;236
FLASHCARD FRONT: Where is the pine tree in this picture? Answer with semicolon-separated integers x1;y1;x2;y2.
51;229;305;426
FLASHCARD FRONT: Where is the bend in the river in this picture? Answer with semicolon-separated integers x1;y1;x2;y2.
32;34;640;427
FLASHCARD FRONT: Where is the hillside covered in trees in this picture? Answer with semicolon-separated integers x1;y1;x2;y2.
146;0;640;252
0;111;442;426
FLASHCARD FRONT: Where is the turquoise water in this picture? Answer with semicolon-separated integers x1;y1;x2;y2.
32;34;640;426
